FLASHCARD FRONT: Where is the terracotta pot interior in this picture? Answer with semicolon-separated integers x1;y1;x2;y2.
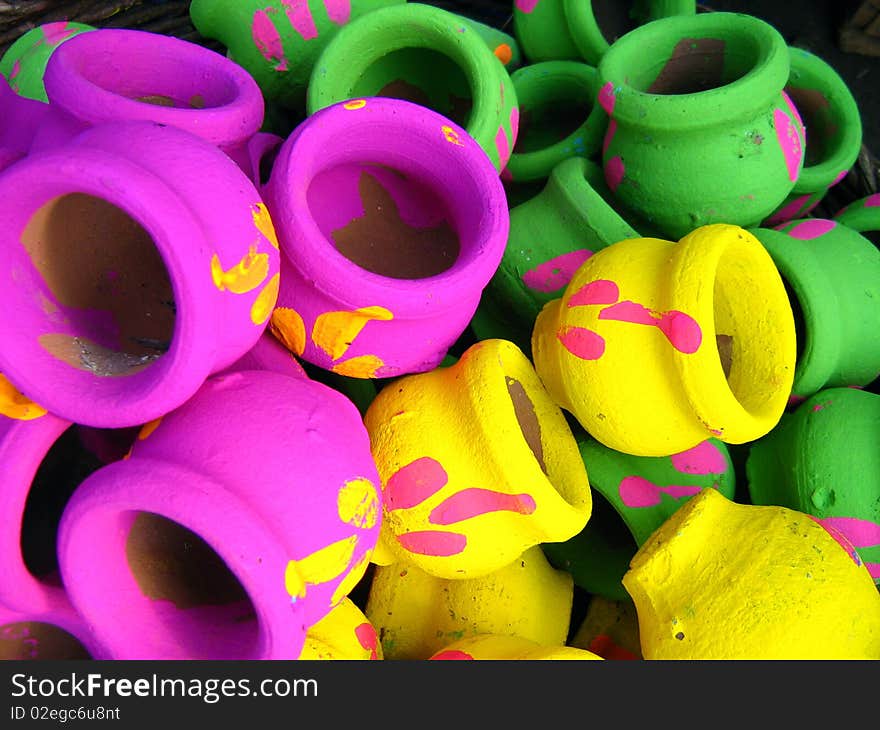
22;193;176;377
124;512;259;658
513;86;592;154
351;47;473;127
592;0;638;45
0;621;91;660
20;427;104;583
506;376;548;475
308;163;461;279
641;36;749;95
784;86;834;167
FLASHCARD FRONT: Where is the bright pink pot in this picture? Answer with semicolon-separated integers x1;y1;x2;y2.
0;76;49;172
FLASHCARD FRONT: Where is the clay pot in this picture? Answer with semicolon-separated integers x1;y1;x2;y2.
0;121;280;428
503;60;607;183
513;0;696;66
0;76;49;172
747;387;880;584
365;546;573;660
430;634;602;660
479;156;640;352
300;597;382;660
264;97;508;379
623;488;880;659
531;224;796;456
462;15;523;72
543;434;736;599
597;11;803;239
307;3;519;172
189;0;403;116
764;46;863;226
569;595;642;660
57;369;382;660
363;338;592;579
749;219;880;399
834;192;880;234
0;21;94;102
29;27;275;184
0;375;105;658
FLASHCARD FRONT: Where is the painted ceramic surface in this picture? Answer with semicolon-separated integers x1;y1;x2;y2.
0;121;280;428
462;16;523;71
300;597;382;659
623;488;880;659
265;97;508;379
598;12;803;239
750;220;880;398
363;338;592;578
834;192;880;234
747;387;880;584
764;46;862;226
57;370;381;660
190;0;403;114
531;224;796;456
430;633;602;660
0;22;94;102
569;595;642;660
0;76;50;172
365;546;573;660
0;605;97;660
307;3;519;172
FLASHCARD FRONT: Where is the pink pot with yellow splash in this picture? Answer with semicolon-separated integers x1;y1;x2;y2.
57;369;382;660
265;97;509;379
0;121;280;428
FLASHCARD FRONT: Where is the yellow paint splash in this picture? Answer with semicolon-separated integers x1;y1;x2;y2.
337;478;380;530
331;354;384;379
251;202;279;250
331;550;372;606
312;306;393;360
441;125;463;146
211;246;269;294
138;417;162;440
250;273;280;325
0;374;47;421
269;307;306;356
343;99;367;110
285;535;358;600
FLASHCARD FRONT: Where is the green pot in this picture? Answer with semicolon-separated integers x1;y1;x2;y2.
750;219;880;399
513;0;695;66
189;0;403;115
461;16;523;72
834;193;880;235
598;11;802;240
746;387;880;584
307;3;519;172
543;433;736;600
764;46;863;226
504;60;607;184
0;22;94;102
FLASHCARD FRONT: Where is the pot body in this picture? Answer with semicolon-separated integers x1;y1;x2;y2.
430;634;602;660
0;77;49;172
834;192;880;233
532;224;796;456
299;597;382;660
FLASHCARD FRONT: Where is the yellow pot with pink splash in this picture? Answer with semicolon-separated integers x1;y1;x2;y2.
300;597;382;660
363;338;592;579
430;634;602;660
531;223;796;457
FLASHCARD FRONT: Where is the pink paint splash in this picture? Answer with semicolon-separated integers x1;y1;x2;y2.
384;456;448;511
811;516;866;569
602;119;618;156
764;193;812;227
866;193;880;208
283;0;319;41
495;125;511;169
43;21;80;47
670;440;727;475
782;90;806;136
605;156;625;193
618;476;702;508
774;106;803;183
9;59;21;81
557;326;606;360
515;0;540;13
788;393;807;407
599;301;702;354
831;169;849;187
432;650;474;660
429;489;536;525
500;167;514;183
510;106;520;143
324;0;351;25
522;249;593;293
252;9;289;71
786;218;836;240
397;530;467;557
598;82;616;116
568;279;619;308
818;517;880;580
354;622;379;660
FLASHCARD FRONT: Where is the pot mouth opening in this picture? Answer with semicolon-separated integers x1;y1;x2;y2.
512;75;593;155
506;375;548;476
636;35;754;95
785;85;835;169
0;620;91;660
22;192;176;379
591;0;639;46
120;511;260;659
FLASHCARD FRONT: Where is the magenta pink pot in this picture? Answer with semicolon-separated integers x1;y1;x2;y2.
0;120;280;429
264;96;509;379
28;27;278;184
0;605;98;660
0;76;49;172
57;369;381;660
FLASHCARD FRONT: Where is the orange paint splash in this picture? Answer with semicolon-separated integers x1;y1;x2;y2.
331;354;384;378
441;125;463;146
137;417;162;440
493;43;513;65
337;477;380;529
250;273;280;325
312;306;393;360
343;99;367;110
0;374;47;421
270;307;307;356
251;202;279;250
211;246;270;294
285;535;358;600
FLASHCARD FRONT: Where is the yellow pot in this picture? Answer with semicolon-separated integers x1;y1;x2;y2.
623;488;880;659
430;634;602;660
569;595;642;660
532;224;796;456
364;546;573;660
364;338;592;578
299;597;382;660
